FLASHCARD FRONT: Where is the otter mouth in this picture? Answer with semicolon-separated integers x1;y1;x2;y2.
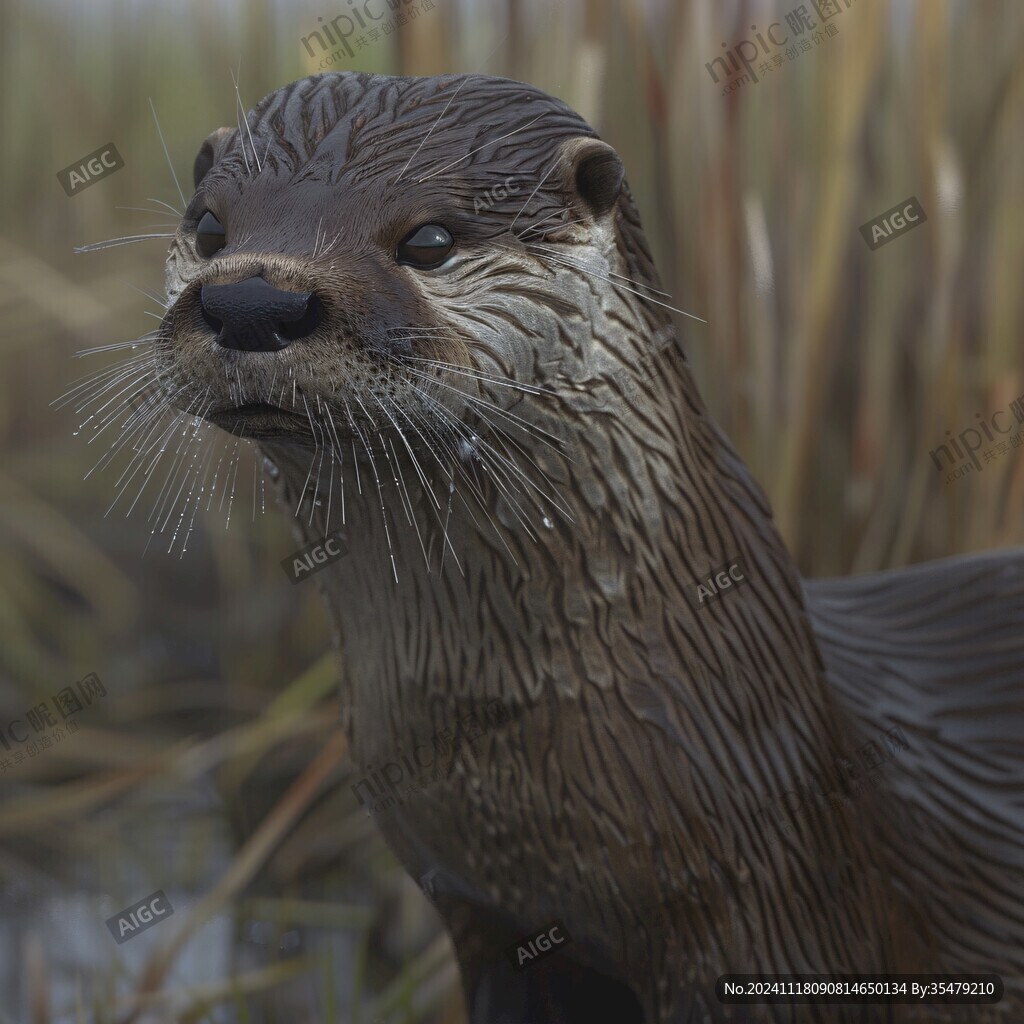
207;402;312;439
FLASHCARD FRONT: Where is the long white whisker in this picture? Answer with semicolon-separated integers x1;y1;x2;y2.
149;97;187;211
75;234;176;254
524;240;674;298
417;113;548;182
509;157;558;233
394;76;473;185
504;243;707;324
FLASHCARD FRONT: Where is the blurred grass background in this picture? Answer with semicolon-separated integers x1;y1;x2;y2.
1;0;1023;1020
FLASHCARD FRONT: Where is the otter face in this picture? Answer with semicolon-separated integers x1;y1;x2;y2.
157;72;639;454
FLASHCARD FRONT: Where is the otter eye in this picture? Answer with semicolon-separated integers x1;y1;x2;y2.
195;210;226;258
397;224;454;269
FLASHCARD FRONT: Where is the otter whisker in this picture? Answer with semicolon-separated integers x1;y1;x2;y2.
180;437;221;554
323;407;346;526
116;205;182;219
507;243;708;324
295;394;323;520
369;395;433;569
67;336;155;367
148;97;187;211
222;434;243;519
134;418;192;528
54;349;155;406
401;355;560;399
399;399;497;573
168;425;219;554
75;234;177;254
513;207;582;240
267;362;281;406
393;75;474;184
515;218;590;242
70;353;157;405
69;358;159;417
390;401;469;575
126;391;207;520
205;446;227;513
401;365;570;461
251;443;260;524
386;432;431;571
409;385;539;545
445;403;569;528
128;285;171;310
376;425;413;526
108;383;193;494
416;112;548;183
373;394;441;511
149;394;215;532
145;198;185;217
80;364;160;425
318;228;346;259
312;217;324;259
523;240;673;298
485;425;572;524
301;393;328;527
83;372;162;446
229;65;258;176
221;431;250;531
462;406;574;521
88;391;171;482
322;420;336;530
118;410;188;518
509;156;559;233
350;397;399;584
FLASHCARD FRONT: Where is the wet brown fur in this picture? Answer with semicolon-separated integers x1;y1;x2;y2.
153;73;1022;1023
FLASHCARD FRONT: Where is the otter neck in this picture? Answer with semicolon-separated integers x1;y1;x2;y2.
262;346;915;971
266;344;851;789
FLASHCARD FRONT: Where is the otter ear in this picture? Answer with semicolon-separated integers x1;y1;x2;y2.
558;137;625;220
192;127;234;190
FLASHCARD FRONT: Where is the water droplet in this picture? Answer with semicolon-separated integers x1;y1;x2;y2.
543;517;553;529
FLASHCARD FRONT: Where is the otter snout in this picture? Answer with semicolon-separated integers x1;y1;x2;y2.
200;275;323;353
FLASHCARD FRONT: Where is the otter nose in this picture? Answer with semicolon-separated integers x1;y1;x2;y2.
200;276;322;352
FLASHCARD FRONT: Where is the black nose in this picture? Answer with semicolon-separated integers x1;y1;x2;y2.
200;276;322;352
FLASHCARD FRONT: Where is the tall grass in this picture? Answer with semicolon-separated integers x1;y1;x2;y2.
1;0;1022;1020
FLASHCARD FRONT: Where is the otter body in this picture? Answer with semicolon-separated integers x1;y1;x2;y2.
150;73;1022;1022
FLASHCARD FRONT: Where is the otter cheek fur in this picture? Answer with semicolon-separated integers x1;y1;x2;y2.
155;73;1022;1023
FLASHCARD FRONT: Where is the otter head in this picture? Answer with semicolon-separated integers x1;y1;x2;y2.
155;72;683;558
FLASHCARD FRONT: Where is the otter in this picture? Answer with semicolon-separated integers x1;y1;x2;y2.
125;72;1021;1021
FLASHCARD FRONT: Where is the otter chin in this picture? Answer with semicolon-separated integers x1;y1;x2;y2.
146;73;1021;1023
